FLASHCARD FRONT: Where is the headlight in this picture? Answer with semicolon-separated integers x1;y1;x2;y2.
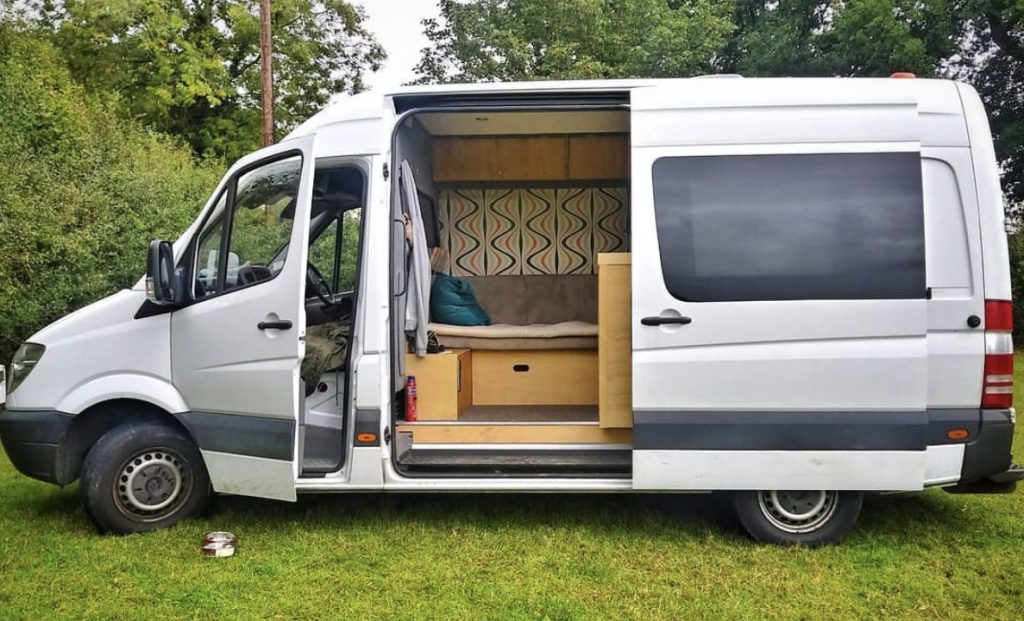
9;343;45;395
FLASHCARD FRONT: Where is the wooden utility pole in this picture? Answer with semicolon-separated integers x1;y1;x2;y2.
259;0;274;146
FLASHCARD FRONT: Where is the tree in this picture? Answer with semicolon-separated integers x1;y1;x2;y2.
948;2;1024;340
7;0;385;161
414;0;736;84
0;26;222;362
951;2;1024;208
723;0;959;77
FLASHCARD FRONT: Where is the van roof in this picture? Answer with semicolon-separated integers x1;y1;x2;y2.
286;76;968;141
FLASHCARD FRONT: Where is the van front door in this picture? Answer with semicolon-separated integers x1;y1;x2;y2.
629;83;929;492
171;136;315;501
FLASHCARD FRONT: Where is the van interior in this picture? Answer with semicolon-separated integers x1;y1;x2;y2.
381;100;635;477
294;97;642;478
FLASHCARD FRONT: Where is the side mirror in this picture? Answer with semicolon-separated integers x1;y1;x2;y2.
146;240;179;305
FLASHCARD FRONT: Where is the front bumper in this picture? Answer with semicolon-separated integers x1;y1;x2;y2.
0;407;75;485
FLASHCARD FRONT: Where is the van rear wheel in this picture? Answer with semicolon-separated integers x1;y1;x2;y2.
79;422;211;534
733;490;863;546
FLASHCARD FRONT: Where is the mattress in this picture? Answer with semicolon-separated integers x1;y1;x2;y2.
429;321;598;350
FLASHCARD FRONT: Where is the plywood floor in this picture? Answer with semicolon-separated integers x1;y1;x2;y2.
458;405;598;423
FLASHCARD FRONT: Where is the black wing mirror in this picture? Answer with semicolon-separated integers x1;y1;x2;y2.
146;240;180;305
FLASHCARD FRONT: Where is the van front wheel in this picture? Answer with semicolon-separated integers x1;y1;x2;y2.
79;422;212;534
733;490;863;546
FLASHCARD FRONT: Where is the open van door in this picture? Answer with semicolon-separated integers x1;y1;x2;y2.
170;135;316;501
628;81;930;492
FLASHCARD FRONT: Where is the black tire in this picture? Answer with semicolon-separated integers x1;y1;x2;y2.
78;422;212;534
733;490;863;547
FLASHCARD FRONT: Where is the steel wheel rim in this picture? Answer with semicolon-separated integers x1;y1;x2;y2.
113;448;191;521
757;490;838;534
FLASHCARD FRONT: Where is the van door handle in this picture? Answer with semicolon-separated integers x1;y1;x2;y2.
258;320;293;330
641;316;692;326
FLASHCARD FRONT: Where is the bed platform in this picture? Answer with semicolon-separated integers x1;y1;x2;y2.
430;273;598;350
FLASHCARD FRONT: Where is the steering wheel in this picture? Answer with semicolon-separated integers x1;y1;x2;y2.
306;263;335;308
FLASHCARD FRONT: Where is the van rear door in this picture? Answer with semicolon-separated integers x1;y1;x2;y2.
628;80;930;492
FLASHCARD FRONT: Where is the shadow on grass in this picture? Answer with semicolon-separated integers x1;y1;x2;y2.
24;484;80;515
206;486;987;543
15;476;993;545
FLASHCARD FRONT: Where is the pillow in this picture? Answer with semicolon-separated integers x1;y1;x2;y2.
430;274;491;326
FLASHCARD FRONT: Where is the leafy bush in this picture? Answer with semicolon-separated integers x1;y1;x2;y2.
0;27;221;363
1008;232;1024;345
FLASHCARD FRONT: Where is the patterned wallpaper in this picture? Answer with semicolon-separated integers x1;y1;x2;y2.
437;187;628;276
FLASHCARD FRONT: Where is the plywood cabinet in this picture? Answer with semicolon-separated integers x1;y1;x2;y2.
433;136;567;181
433;134;628;182
569;135;629;180
598;253;632;428
432;139;499;182
495;137;567;180
405;349;472;420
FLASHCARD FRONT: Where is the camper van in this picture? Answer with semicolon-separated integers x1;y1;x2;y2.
2;77;1021;546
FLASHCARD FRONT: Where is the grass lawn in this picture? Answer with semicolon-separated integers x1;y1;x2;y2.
3;368;1024;620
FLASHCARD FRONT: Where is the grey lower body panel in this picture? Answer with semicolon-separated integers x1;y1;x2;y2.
0;408;301;484
633;408;1016;488
633;410;935;451
174;411;295;461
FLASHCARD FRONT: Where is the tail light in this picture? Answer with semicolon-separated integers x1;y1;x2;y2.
982;300;1014;409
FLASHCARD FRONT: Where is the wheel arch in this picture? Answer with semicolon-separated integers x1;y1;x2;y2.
54;373;188;416
57;399;198;485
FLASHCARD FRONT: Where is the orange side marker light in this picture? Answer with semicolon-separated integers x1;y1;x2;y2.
356;432;377;443
947;428;969;441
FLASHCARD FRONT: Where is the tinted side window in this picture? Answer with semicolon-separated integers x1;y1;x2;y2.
651;153;925;302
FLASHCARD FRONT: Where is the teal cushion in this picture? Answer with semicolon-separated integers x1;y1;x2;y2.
430;274;491;326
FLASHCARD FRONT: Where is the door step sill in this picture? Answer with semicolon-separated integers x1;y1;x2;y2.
398;448;632;476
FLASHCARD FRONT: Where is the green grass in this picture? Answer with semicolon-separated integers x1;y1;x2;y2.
4;368;1024;620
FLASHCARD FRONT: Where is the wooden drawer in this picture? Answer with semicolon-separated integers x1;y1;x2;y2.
472;350;598;406
405;349;472;420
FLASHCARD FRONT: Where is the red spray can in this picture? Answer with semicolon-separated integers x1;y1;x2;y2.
406;375;418;421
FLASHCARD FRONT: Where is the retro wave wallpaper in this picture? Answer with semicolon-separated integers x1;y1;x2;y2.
437;187;628;276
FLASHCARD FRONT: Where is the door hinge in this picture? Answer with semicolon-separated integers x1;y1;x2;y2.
383;426;391;445
382;163;389;181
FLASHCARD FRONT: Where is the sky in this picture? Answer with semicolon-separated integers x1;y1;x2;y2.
360;0;442;91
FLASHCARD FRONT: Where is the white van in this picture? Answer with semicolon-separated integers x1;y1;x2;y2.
2;76;1021;545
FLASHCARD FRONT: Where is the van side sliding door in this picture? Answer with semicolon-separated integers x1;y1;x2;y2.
629;82;930;492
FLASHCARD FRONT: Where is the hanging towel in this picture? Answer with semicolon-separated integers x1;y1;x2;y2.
399;160;431;356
